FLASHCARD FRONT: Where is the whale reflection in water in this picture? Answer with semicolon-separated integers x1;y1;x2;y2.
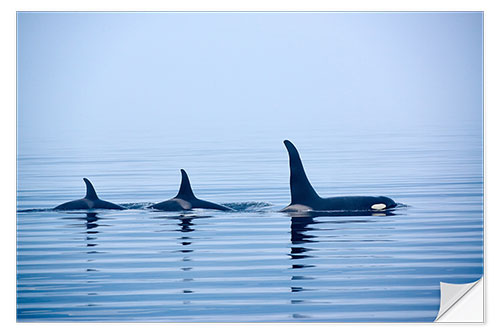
288;208;399;311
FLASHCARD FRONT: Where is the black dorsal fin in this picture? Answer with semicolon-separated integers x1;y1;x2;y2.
175;169;196;199
83;178;99;200
283;140;321;205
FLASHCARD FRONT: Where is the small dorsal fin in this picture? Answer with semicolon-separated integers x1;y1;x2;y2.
175;169;196;199
83;178;99;200
283;140;321;205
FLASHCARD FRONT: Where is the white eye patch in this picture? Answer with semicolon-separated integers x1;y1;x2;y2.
371;203;387;210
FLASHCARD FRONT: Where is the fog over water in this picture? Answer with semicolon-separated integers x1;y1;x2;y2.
18;12;482;148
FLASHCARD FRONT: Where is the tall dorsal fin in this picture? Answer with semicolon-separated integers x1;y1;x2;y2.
175;169;196;199
83;178;99;200
283;140;321;205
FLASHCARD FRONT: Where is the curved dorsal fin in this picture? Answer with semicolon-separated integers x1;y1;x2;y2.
175;169;196;199
283;140;321;204
83;178;99;200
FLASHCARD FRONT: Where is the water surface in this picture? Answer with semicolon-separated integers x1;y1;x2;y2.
17;127;483;322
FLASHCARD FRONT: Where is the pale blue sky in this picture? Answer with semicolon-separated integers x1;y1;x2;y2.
17;12;483;146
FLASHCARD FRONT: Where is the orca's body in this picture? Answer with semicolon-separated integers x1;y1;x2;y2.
281;140;397;212
150;169;232;212
54;178;125;210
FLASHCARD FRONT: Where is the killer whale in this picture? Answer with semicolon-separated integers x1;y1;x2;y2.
150;169;232;211
281;140;397;212
54;178;125;210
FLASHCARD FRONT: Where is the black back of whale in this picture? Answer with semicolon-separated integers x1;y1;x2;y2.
150;169;232;211
283;140;396;212
54;178;125;210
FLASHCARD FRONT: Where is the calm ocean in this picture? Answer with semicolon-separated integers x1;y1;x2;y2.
17;126;483;322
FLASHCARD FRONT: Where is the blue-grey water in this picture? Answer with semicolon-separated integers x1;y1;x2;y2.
16;127;483;322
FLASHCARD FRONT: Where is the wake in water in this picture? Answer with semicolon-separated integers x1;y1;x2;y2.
17;208;54;213
221;201;273;212
121;202;157;210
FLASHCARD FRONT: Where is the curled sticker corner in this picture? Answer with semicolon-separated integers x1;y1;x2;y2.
435;277;483;322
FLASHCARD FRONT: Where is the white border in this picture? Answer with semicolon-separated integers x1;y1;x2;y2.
3;0;498;332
